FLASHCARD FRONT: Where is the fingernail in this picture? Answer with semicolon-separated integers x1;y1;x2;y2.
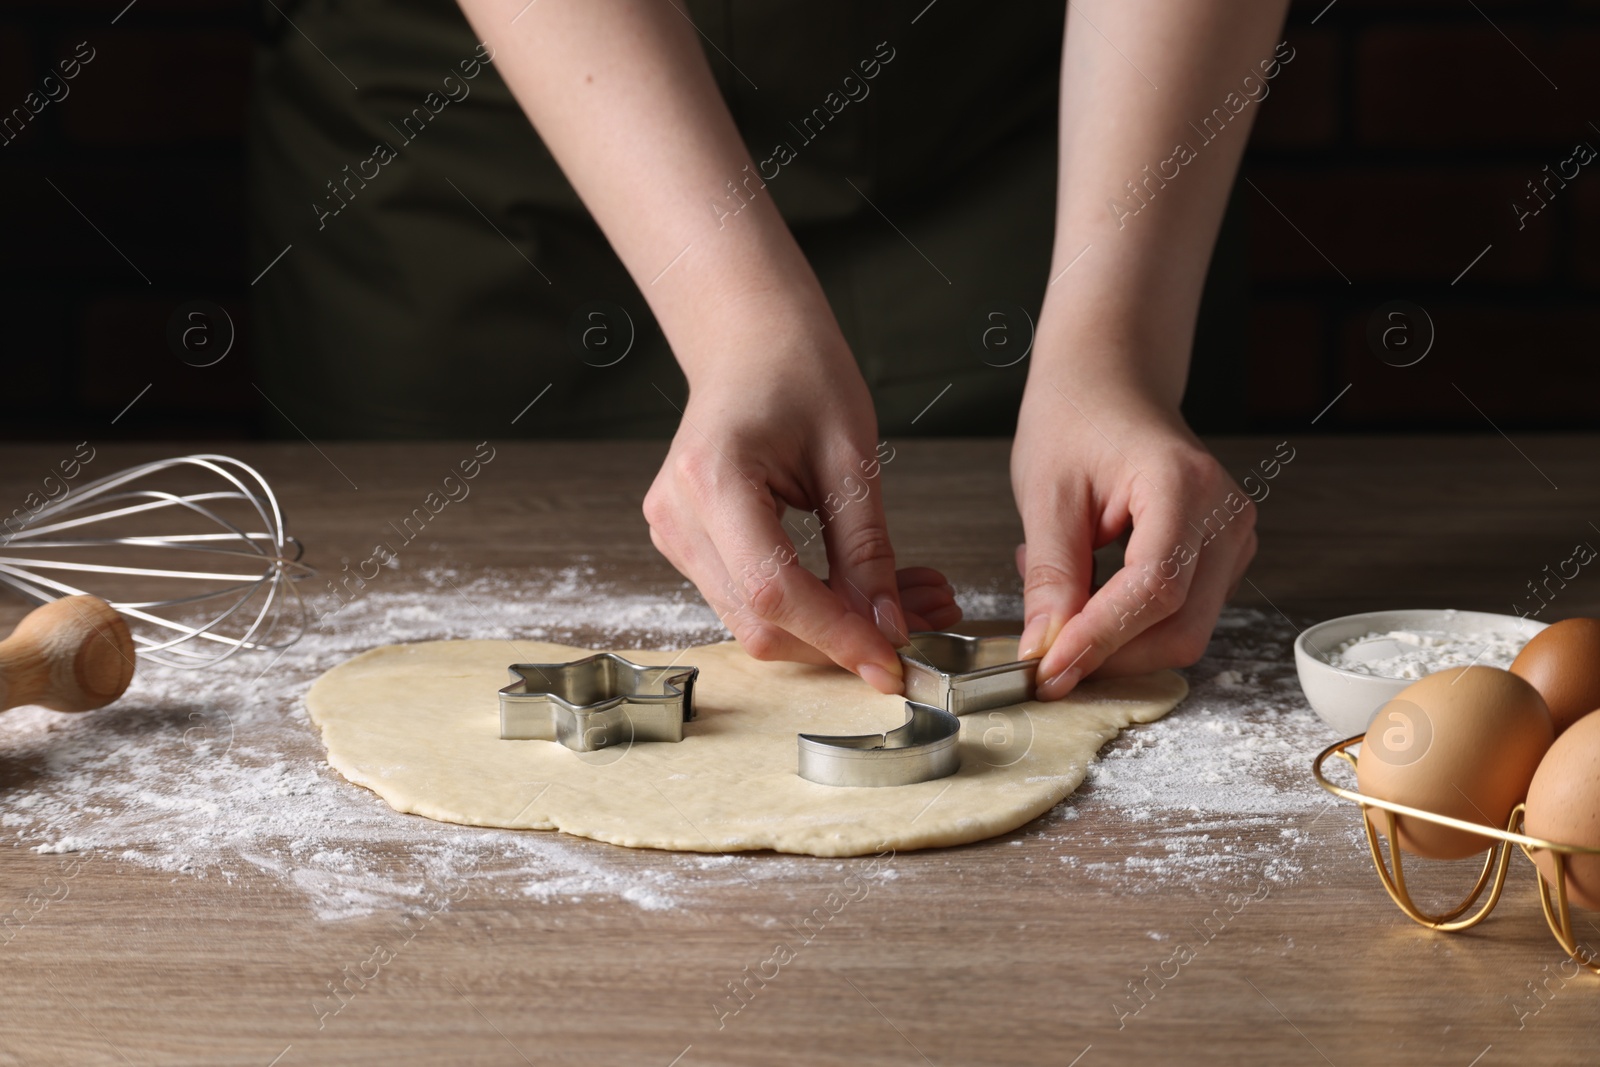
1018;613;1054;660
873;594;907;644
858;661;903;694
1039;666;1081;699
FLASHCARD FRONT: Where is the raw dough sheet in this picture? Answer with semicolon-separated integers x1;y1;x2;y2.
307;639;1188;857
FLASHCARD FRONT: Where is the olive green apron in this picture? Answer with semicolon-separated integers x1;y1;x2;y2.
249;1;1241;438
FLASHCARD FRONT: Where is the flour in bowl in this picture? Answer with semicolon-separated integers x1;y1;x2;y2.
1329;628;1529;679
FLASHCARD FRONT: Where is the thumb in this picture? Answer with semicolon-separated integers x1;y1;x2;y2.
1017;486;1096;660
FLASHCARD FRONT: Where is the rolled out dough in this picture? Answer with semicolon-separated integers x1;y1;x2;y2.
306;639;1187;857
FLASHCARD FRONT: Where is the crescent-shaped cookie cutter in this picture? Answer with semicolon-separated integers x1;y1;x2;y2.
796;632;1033;787
898;631;1036;715
499;653;698;753
797;701;961;788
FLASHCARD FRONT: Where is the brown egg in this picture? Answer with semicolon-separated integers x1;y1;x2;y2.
1511;617;1600;735
1357;666;1553;859
1525;708;1600;910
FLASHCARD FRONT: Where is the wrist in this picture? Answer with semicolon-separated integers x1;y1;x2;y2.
673;282;856;394
1023;326;1187;416
641;199;842;382
1032;253;1197;411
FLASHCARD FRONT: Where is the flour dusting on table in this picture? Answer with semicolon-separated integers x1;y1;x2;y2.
0;568;1341;919
1063;607;1344;890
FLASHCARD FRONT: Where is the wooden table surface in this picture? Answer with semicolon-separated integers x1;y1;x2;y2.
1;436;1597;1066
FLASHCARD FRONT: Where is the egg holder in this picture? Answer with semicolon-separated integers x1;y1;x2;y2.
1314;735;1600;974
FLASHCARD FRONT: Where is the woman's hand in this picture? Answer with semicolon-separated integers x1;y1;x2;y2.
1010;375;1256;699
644;315;959;693
1009;0;1286;698
451;0;959;687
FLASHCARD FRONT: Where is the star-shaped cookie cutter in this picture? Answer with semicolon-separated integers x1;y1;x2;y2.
499;653;698;752
897;631;1036;715
797;700;961;788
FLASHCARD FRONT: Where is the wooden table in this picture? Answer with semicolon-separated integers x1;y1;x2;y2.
1;437;1596;1065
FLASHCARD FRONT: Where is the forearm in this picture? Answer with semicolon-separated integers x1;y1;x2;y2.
455;0;838;380
1040;0;1291;408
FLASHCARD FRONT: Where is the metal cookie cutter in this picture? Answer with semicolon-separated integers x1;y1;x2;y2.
794;632;1035;788
898;631;1036;715
499;654;698;753
797;701;960;788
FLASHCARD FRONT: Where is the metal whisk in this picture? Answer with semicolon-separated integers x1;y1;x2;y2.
0;454;313;669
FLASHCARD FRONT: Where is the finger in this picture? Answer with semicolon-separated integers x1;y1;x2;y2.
896;566;952;591
832;572;953;630
647;503;834;665
1095;511;1257;678
907;600;962;632
683;510;966;666
898;583;958;620
1034;478;1214;698
825;567;952;611
825;567;961;631
707;481;905;693
1016;478;1097;662
817;461;908;647
894;567;957;630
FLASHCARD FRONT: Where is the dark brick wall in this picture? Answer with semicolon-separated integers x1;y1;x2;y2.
1244;0;1598;431
0;0;1590;438
0;0;256;440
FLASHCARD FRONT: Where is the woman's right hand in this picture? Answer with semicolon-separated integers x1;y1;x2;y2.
452;0;959;682
643;313;959;693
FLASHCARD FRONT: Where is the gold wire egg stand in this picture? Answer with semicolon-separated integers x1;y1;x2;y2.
1314;735;1600;974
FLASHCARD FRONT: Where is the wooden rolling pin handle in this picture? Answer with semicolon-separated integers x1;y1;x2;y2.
0;595;137;713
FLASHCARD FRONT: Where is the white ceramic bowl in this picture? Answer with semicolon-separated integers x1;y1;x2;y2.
1293;608;1547;736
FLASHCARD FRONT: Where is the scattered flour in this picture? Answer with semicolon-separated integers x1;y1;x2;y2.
0;568;1339;918
1047;606;1344;891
